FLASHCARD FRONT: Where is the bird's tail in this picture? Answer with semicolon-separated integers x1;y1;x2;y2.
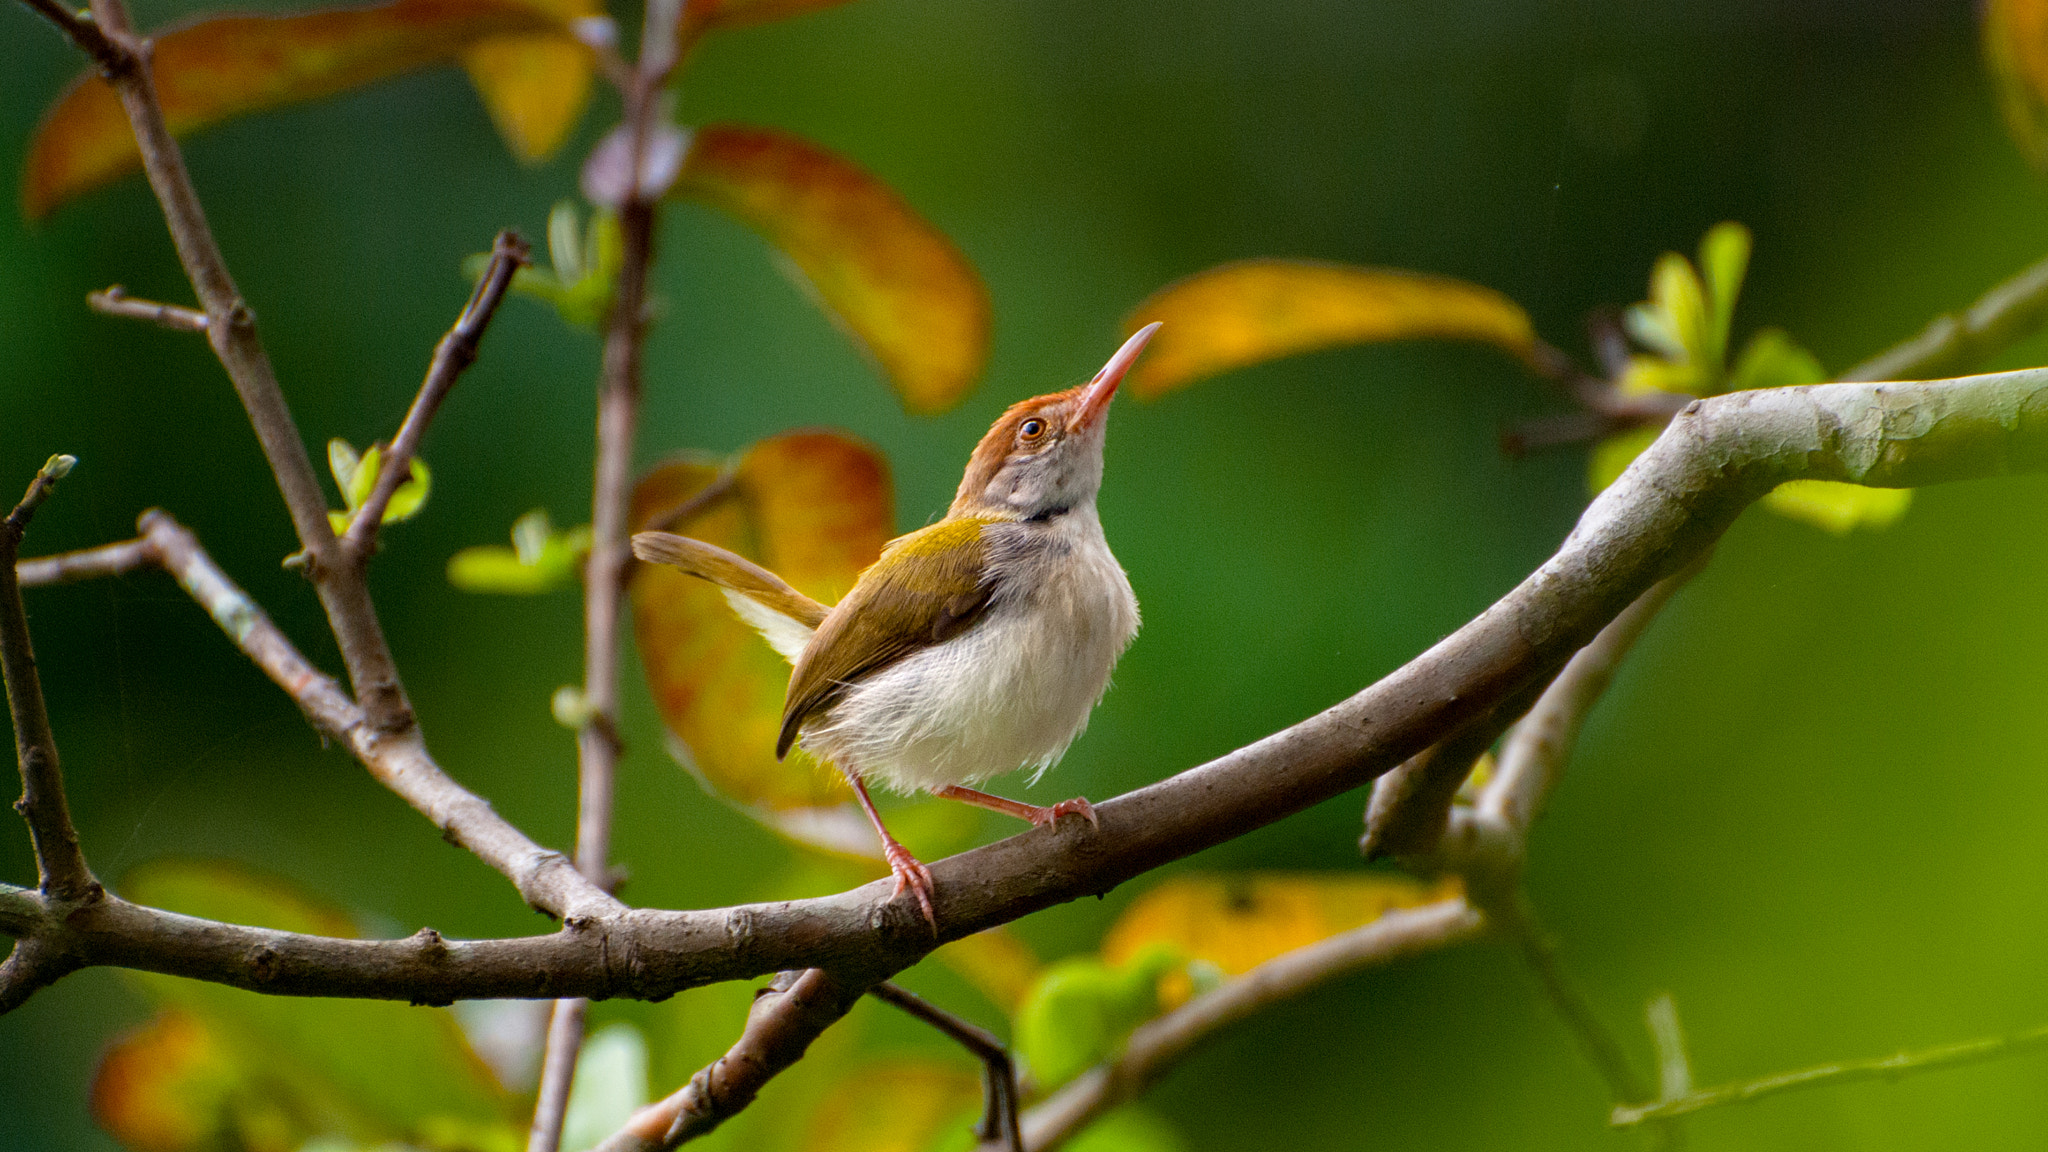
630;531;824;663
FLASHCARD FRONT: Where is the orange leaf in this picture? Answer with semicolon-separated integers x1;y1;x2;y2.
23;0;566;218
1122;258;1537;399
673;125;990;414
1101;872;1464;982
1987;0;2048;167
629;432;893;852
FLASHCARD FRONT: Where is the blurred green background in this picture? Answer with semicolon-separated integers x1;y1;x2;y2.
8;0;2048;1148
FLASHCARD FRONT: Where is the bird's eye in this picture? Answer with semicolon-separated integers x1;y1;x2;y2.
1019;418;1046;441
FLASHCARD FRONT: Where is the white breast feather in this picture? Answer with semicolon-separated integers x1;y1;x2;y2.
799;510;1139;795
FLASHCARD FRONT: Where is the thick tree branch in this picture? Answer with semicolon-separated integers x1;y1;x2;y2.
87;285;209;332
871;982;1023;1152
1022;900;1485;1152
342;230;528;558
1612;1019;2048;1126
2;456;98;905
0;373;2042;1016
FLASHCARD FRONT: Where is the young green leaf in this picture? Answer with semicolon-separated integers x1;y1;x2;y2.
1014;944;1187;1092
466;202;619;330
671;125;991;414
326;441;431;534
1121;259;1537;400
1760;481;1914;535
23;0;569;218
1697;222;1752;371
446;509;592;594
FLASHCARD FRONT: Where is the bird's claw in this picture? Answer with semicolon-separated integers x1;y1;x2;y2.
883;840;937;931
1033;796;1098;830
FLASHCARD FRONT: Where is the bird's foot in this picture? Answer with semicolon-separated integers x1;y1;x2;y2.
882;838;936;931
1031;796;1099;830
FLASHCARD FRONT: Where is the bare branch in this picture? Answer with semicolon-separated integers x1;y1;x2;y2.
0;933;83;1015
17;537;155;587
1613;1019;2048;1127
1022;900;1485;1152
1;456;99;904
342;230;529;557
1361;673;1550;861
871;982;1023;1152
87;285;209;332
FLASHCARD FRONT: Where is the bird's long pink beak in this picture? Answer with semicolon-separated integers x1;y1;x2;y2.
1071;322;1162;433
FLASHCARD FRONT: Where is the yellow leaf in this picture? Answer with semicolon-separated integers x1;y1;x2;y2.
1100;872;1463;1004
629;433;893;853
23;0;568;218
1987;0;2048;168
1761;480;1914;534
1121;258;1536;400
672;125;991;414
461;31;595;164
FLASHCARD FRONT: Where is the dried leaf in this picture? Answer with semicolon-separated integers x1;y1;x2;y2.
672;125;990;414
629;432;892;853
1122;259;1536;399
1100;872;1464;982
92;1011;285;1152
115;861;514;1140
23;0;567;218
461;29;595;164
1987;0;2048;168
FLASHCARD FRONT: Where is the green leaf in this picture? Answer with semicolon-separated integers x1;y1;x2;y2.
469;202;619;330
447;510;591;594
561;1024;648;1152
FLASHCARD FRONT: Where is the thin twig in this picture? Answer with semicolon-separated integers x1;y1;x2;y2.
17;0;131;74
1613;1020;2048;1127
526;998;591;1152
1;456;98;905
68;0;413;736
1021;900;1486;1152
16;537;155;587
342;230;529;557
871;982;1023;1151
87;286;208;333
532;0;687;1135
1361;673;1552;861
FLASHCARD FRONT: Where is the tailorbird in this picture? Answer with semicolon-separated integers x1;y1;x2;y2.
632;323;1160;925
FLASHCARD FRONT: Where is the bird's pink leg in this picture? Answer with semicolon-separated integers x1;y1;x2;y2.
934;785;1098;830
845;770;936;929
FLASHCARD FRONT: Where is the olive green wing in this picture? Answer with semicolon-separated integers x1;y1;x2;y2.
777;516;1001;758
